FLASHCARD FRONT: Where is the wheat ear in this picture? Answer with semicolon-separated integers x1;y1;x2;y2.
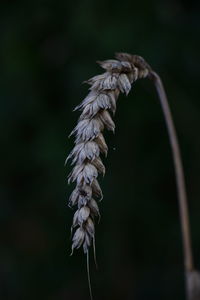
67;53;200;300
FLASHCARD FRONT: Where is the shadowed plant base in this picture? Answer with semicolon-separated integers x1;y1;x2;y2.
67;52;200;300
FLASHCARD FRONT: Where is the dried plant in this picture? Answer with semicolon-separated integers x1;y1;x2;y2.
67;52;200;300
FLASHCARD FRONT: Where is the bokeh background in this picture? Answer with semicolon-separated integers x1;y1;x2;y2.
1;0;200;299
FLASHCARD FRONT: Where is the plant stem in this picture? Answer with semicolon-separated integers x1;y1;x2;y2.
149;71;194;272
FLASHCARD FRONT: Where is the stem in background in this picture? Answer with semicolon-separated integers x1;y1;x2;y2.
149;71;194;272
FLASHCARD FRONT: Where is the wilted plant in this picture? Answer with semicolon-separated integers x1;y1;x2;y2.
67;52;200;300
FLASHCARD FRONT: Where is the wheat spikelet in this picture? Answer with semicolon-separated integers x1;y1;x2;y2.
67;53;151;256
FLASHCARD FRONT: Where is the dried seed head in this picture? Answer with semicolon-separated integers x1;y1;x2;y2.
67;53;151;256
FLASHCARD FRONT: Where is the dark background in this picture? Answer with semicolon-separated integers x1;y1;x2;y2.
1;0;200;299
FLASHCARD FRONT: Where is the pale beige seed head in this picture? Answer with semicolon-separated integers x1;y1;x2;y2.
68;52;152;256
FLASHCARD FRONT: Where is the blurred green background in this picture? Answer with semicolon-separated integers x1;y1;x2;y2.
1;0;200;299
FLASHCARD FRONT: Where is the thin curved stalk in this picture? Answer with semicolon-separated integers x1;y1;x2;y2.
149;71;200;300
150;71;194;272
